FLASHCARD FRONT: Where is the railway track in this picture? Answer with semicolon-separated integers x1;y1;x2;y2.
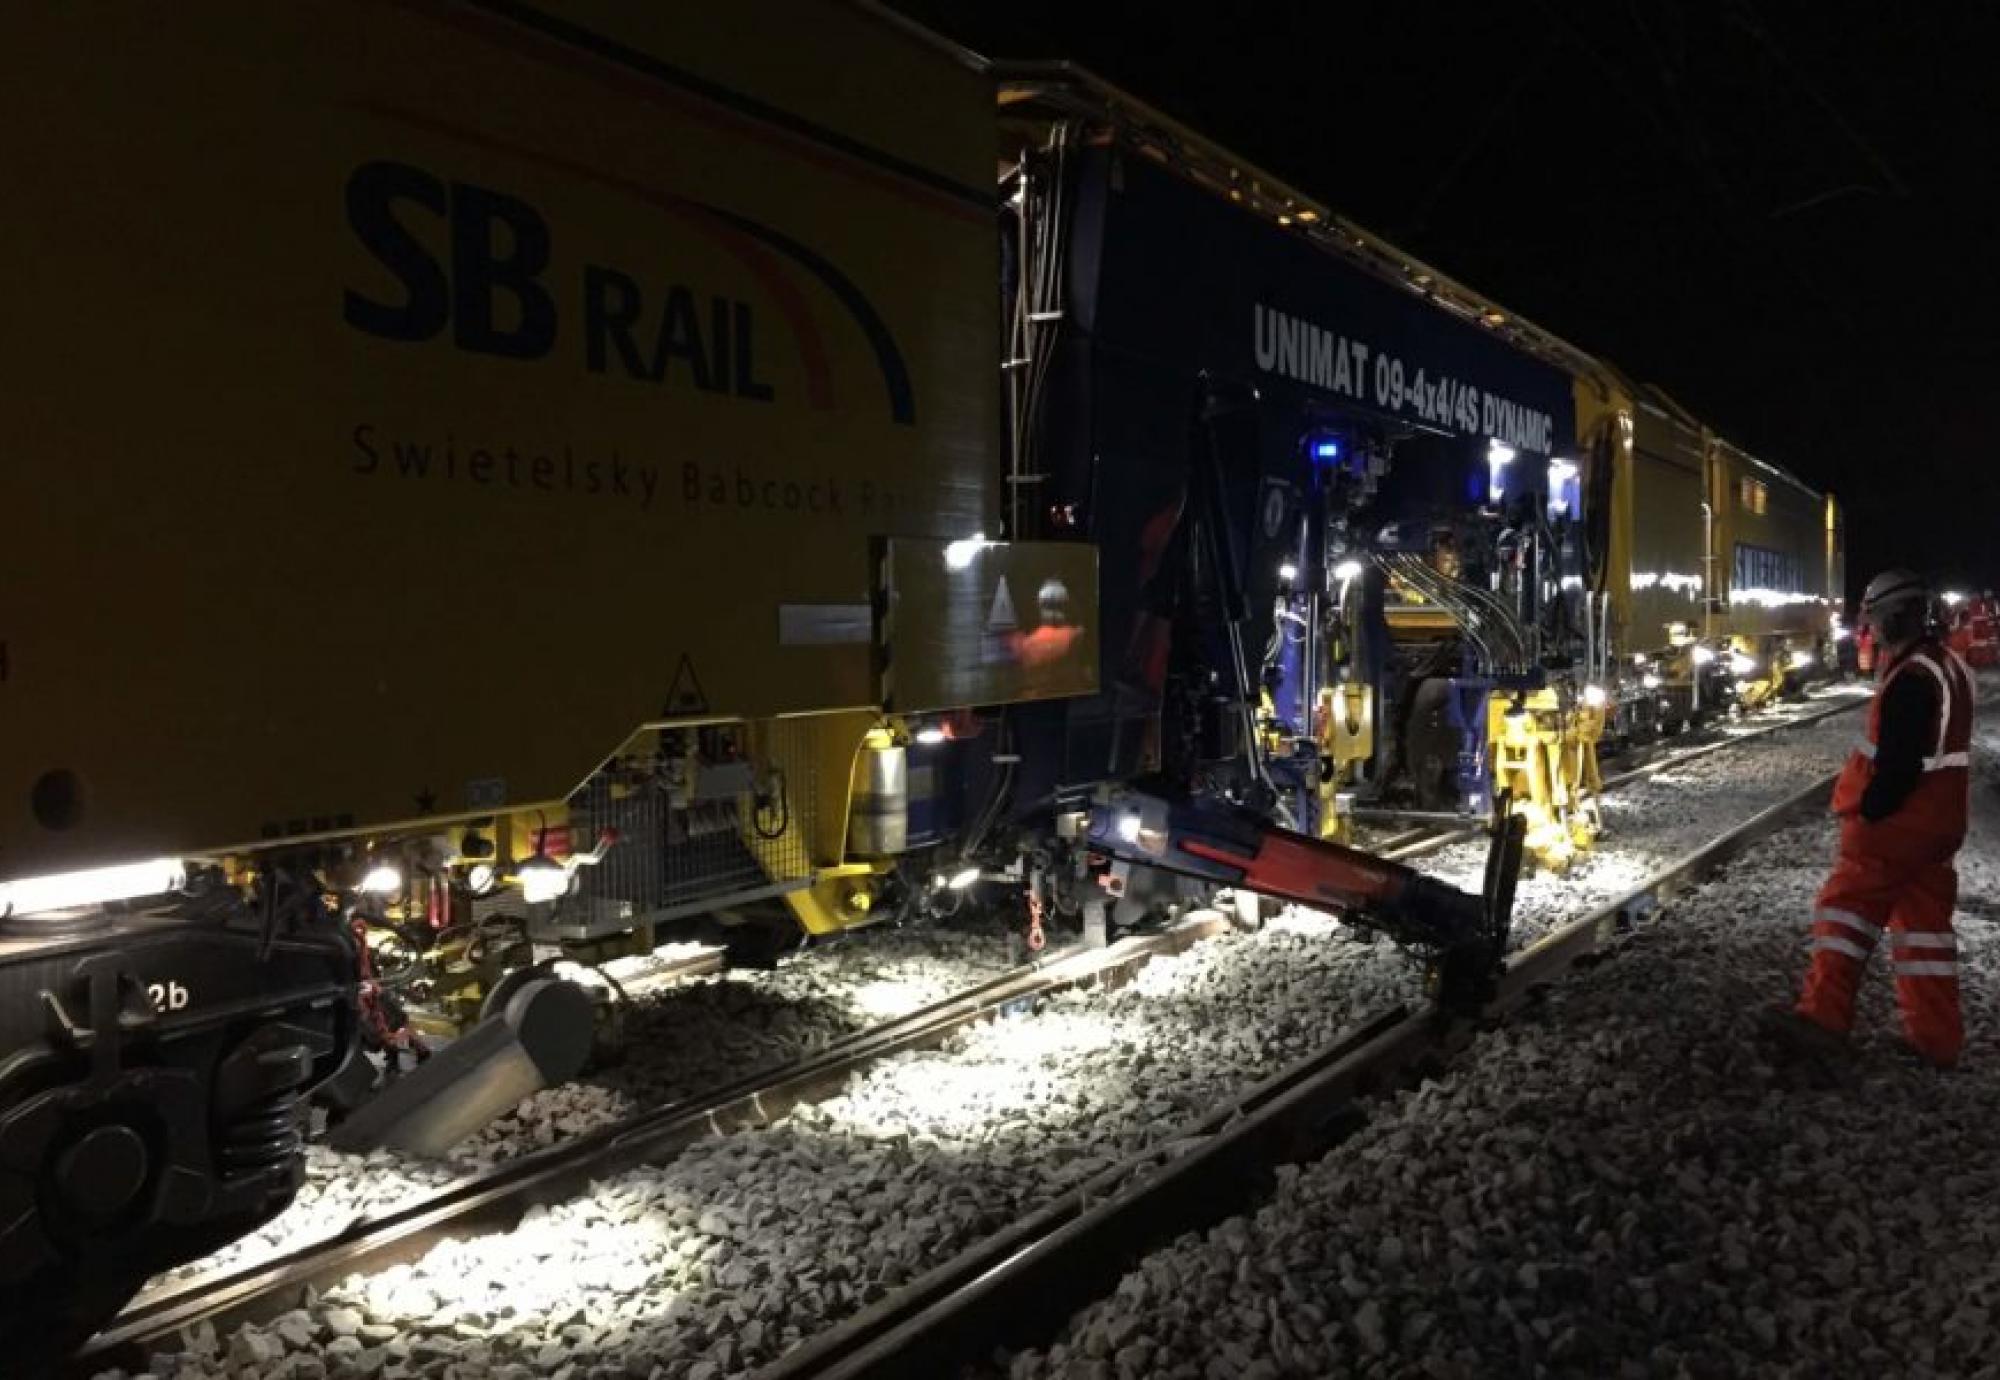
763;770;1846;1380
82;686;1867;1378
76;917;1235;1374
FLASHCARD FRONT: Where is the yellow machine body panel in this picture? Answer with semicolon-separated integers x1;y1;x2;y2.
1575;376;1636;650
1708;438;1833;646
0;1;999;881
1628;396;1712;648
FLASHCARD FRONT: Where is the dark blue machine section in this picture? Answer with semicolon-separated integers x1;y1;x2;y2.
1008;147;1577;819
1083;153;1576;461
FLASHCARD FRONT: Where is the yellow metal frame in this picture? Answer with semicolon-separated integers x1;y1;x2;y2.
1723;636;1791;712
769;713;890;936
1489;689;1604;871
1315;683;1374;845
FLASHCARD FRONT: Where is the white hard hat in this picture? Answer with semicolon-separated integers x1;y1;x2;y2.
1860;569;1926;619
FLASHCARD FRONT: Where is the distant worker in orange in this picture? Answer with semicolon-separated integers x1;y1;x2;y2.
1855;616;1878;676
1945;594;1976;661
1013;577;1087;701
1765;570;1975;1069
1969;592;2000;668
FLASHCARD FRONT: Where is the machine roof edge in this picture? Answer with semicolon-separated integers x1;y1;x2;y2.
852;0;993;72
1651;385;1824;500
993;60;1621;401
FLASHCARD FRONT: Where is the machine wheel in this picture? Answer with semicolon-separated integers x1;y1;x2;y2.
0;1067;145;1375
1403;678;1461;810
2;1023;328;1373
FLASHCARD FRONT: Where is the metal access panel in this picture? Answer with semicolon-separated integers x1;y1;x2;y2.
0;2;999;880
531;718;819;940
1629;398;1710;646
880;540;1101;713
1709;439;1831;641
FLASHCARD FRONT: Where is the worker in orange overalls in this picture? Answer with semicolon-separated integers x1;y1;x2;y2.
1945;598;1976;660
1970;593;2000;668
1764;570;1975;1069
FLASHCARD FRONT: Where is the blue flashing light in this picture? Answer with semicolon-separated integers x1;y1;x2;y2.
1312;439;1342;461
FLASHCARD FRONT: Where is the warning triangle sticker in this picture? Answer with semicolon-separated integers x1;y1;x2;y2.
986;577;1018;632
664;653;710;715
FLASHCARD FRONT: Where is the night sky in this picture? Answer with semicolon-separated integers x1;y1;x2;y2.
896;2;2000;599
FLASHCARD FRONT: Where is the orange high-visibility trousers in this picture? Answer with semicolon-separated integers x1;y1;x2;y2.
1796;849;1962;1065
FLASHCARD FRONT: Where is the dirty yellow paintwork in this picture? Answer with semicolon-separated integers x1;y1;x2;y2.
1488;688;1604;871
0;1;1001;885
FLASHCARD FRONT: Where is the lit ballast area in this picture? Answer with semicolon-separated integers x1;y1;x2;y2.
999;717;2000;1379
139;918;1022;1294
118;913;1427;1380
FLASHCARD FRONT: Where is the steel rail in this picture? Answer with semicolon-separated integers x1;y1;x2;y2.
1597;692;1861;791
80;914;1236;1371
601;943;729;996
762;771;1842;1380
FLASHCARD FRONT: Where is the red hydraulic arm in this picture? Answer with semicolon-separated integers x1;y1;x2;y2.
1085;781;1524;1008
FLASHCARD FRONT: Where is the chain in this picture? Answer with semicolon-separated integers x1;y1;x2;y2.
350;912;429;1065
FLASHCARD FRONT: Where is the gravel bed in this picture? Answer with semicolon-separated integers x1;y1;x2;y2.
140;919;1020;1292
128;915;1426;1380
996;717;2000;1379
454;921;1027;1167
112;689;1880;1379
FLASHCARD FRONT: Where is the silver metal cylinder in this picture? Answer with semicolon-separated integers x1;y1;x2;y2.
847;744;910;856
